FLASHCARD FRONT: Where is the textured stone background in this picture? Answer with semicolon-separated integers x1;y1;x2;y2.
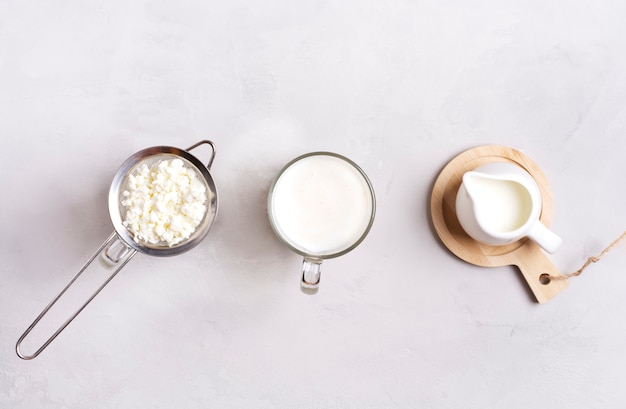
1;0;625;407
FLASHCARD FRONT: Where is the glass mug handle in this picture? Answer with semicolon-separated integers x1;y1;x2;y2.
301;257;322;294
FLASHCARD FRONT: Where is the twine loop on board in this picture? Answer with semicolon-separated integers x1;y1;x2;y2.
550;231;626;281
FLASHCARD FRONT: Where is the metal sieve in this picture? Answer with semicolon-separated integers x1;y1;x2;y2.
16;140;218;360
109;142;218;257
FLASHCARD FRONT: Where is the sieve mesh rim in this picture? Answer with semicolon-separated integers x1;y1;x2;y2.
108;146;218;257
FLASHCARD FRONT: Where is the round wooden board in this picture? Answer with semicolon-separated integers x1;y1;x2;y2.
430;145;568;303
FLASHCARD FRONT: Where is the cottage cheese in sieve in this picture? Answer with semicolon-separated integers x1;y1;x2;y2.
121;158;209;247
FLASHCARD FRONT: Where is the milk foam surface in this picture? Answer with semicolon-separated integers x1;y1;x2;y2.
270;155;374;256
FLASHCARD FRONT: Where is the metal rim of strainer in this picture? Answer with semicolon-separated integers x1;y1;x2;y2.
108;145;219;257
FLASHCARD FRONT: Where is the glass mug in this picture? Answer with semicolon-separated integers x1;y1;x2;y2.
267;152;376;294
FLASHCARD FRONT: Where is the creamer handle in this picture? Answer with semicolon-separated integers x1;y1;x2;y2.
527;221;562;254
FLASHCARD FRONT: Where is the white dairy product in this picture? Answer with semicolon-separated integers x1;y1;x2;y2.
269;154;374;256
121;158;208;247
469;178;532;233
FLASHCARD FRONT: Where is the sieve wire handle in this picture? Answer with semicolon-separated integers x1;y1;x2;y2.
187;140;216;170
16;232;137;360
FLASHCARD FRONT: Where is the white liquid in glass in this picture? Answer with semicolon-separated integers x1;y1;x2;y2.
270;154;374;257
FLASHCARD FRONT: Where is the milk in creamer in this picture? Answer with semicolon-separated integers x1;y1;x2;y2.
467;177;532;233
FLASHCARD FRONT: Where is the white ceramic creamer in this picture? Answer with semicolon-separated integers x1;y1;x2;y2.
455;162;562;253
268;152;376;294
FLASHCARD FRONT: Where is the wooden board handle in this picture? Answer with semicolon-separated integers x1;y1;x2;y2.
513;242;569;303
